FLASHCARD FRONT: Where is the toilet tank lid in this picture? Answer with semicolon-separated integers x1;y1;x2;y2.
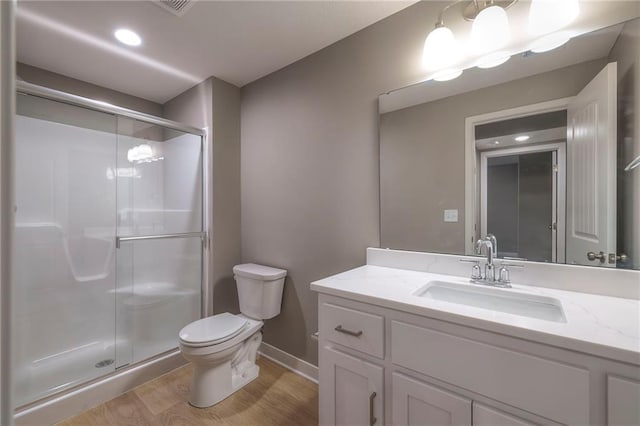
233;263;287;280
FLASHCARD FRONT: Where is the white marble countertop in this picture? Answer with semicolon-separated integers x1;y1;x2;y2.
311;265;640;366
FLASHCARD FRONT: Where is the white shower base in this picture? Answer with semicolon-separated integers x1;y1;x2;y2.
14;348;186;426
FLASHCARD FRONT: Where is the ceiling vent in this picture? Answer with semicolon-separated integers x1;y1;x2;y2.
153;0;195;17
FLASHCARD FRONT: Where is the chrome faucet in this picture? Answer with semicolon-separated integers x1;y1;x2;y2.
470;235;512;288
475;237;496;282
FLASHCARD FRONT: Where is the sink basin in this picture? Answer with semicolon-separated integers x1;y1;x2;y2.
413;280;566;323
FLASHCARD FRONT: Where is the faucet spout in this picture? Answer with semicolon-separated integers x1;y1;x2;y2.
475;236;495;282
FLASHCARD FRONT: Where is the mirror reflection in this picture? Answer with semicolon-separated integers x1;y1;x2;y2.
379;18;639;270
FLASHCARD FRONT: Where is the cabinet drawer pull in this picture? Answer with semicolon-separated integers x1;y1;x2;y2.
369;391;377;425
334;325;363;337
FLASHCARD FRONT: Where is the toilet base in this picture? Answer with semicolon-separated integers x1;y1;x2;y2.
186;330;262;408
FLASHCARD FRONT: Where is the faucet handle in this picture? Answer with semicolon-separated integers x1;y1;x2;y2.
471;263;482;280
498;265;510;284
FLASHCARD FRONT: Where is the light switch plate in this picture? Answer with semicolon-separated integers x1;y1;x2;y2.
444;209;458;223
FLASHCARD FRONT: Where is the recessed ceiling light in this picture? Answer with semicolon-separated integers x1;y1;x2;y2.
515;135;530;142
493;140;500;145
114;29;142;46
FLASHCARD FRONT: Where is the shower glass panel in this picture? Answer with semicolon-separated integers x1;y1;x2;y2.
13;94;118;406
13;87;204;408
115;117;203;368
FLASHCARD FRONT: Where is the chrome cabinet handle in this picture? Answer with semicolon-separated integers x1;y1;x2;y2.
334;325;363;337
369;391;377;425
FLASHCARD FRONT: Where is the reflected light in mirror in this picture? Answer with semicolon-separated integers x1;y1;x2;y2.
423;26;461;71
530;31;573;53
476;51;511;69
432;68;463;82
529;0;580;36
471;5;510;54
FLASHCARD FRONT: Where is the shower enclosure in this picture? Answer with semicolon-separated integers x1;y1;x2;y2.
12;83;206;407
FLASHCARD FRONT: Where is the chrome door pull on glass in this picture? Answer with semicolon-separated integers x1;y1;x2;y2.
369;391;377;425
116;232;206;249
334;325;363;337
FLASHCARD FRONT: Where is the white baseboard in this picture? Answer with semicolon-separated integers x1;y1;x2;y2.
258;342;318;384
14;350;187;426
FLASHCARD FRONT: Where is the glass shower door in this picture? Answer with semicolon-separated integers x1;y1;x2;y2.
13;94;118;406
114;117;203;368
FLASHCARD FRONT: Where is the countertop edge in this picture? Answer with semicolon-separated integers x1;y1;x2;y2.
310;281;640;367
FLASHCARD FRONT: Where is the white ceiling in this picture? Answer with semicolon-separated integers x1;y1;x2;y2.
16;0;416;103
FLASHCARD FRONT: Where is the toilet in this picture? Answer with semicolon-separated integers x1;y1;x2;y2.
178;263;287;408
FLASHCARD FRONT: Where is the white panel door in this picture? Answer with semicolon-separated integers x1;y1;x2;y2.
319;347;384;426
566;62;617;267
392;372;471;426
607;376;640;426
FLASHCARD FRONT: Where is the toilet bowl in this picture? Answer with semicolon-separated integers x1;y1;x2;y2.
178;263;286;408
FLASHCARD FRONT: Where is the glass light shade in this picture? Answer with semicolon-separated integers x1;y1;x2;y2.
476;51;511;69
471;5;510;55
432;68;463;82
528;0;579;36
530;31;572;53
422;26;460;71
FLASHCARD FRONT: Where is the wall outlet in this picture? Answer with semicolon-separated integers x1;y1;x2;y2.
444;209;458;223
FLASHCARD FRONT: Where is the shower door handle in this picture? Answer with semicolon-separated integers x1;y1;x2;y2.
116;232;206;248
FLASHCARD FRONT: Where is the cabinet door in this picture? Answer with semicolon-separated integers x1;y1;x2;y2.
608;375;640;426
392;372;471;426
473;403;538;426
319;347;383;426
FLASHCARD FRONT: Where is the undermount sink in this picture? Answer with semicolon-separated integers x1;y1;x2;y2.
413;280;566;323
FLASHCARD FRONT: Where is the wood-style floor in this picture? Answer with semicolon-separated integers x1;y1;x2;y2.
56;357;318;426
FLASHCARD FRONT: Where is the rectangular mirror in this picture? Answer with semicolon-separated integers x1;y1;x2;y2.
379;18;639;270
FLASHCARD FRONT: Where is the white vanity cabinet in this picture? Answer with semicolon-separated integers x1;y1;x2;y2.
320;347;384;426
392;372;472;425
317;293;640;426
607;376;640;425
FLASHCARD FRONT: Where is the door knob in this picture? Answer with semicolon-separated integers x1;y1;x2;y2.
587;251;606;263
609;253;629;264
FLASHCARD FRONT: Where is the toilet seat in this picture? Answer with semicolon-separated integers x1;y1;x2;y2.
179;313;248;347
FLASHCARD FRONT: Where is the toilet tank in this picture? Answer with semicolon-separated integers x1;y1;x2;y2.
233;263;287;320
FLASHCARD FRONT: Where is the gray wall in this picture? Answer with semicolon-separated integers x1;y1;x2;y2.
240;2;453;365
17;63;163;116
379;59;606;254
163;77;242;316
609;19;640;269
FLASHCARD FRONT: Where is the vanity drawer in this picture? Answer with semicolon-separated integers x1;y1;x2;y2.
320;303;384;358
391;320;589;425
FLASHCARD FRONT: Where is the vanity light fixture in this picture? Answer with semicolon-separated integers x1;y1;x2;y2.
528;0;579;37
471;4;511;55
422;3;462;72
114;28;142;46
423;1;516;79
528;0;579;53
515;135;530;142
